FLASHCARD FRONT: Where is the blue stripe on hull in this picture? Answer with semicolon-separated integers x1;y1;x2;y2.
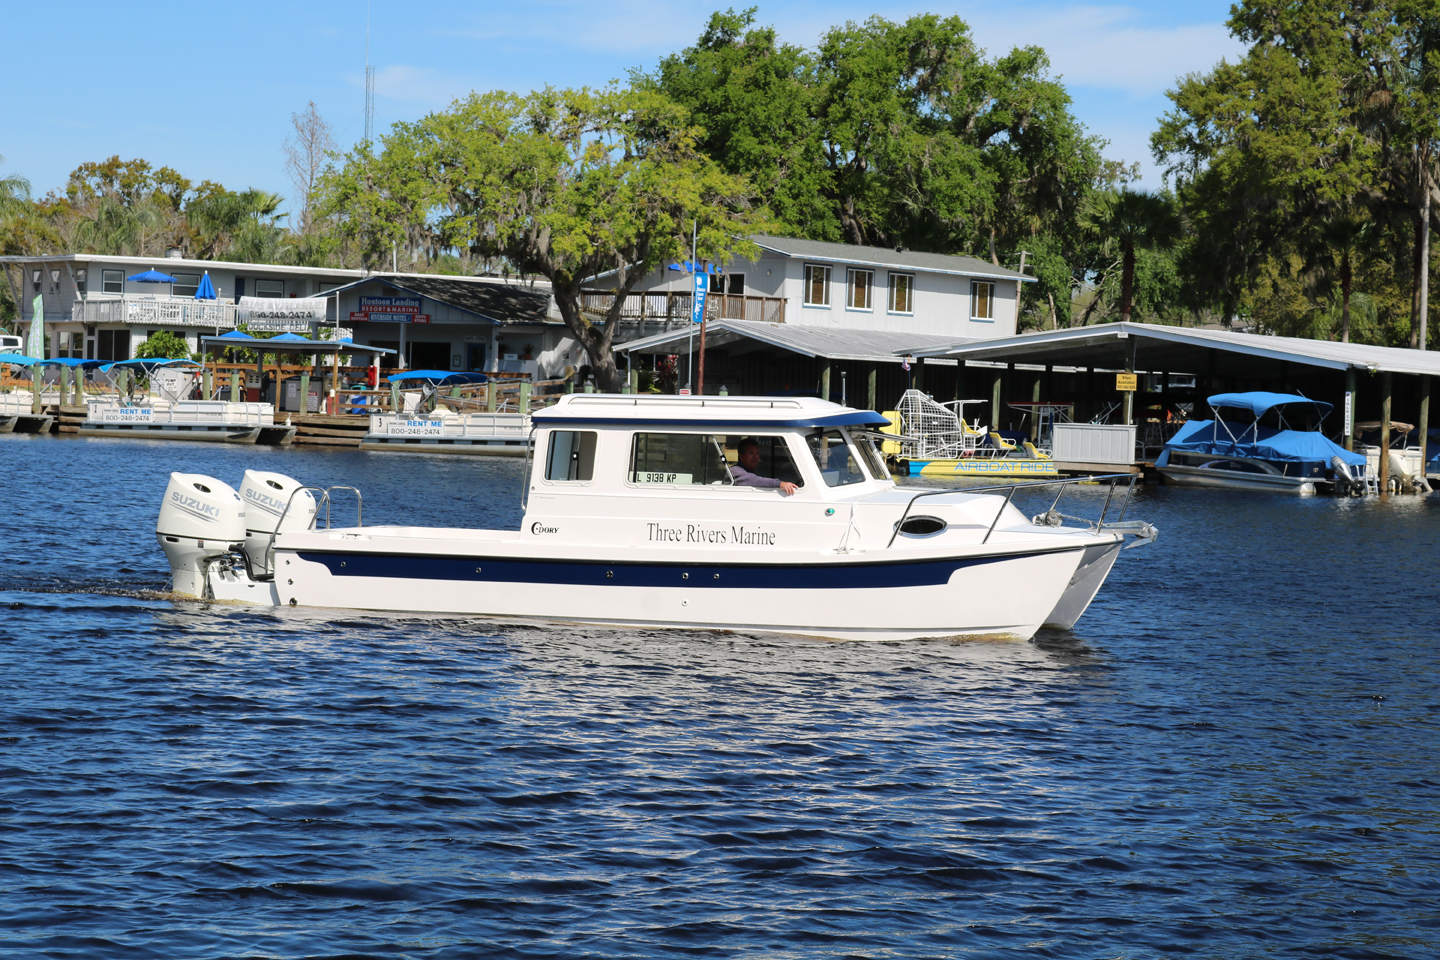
295;548;1077;590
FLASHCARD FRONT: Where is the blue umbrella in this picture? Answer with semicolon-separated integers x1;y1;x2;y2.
127;269;177;283
194;272;216;300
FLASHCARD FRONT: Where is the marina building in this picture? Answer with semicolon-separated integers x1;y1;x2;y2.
0;254;566;376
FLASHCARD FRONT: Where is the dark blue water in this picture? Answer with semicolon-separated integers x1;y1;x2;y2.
3;432;1439;959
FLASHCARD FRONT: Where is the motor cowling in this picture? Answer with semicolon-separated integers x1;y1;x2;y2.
156;473;246;597
238;470;316;577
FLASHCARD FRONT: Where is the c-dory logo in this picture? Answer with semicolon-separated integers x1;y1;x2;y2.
530;522;558;535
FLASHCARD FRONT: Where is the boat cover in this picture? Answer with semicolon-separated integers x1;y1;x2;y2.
387;370;488;384
40;358;107;369
100;358;202;372
0;352;41;366
1166;419;1365;466
1208;392;1332;418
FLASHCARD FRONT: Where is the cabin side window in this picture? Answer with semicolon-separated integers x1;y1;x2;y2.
630;433;735;485
544;430;597;482
807;429;868;487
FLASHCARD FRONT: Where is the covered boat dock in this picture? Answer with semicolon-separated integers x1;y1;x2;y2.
615;318;971;408
904;322;1439;479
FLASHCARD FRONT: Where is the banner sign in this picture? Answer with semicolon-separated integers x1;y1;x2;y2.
389;419;445;437
237;296;326;332
357;311;429;323
100;406;153;423
29;294;43;358
691;273;708;324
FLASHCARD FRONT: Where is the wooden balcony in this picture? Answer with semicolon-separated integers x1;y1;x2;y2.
581;290;785;324
74;296;238;328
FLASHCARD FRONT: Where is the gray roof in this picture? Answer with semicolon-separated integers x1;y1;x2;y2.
615;318;972;363
751;235;1030;282
903;321;1440;377
326;274;552;324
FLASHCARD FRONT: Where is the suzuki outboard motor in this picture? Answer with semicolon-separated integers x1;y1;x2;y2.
237;470;316;578
156;473;246;597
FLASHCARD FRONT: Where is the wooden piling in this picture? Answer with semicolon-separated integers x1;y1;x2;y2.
990;370;1003;429
820;360;832;402
1419;375;1431;479
867;364;877;411
1380;371;1392;498
58;365;70;409
519;381;531;415
1123;336;1137;426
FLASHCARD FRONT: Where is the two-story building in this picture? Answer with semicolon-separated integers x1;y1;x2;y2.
0;253;569;376
599;235;1030;403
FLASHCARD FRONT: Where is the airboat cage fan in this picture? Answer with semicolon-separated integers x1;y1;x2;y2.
896;389;972;459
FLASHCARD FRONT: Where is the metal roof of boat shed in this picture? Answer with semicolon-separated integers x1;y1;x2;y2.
616;317;972;363
904;321;1440;378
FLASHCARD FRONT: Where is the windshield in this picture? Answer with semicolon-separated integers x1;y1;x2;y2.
853;432;890;480
806;429;868;487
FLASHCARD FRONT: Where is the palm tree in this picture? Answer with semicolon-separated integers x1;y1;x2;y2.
1080;188;1182;323
1315;212;1373;344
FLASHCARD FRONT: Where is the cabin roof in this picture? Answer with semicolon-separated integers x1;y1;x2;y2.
532;394;891;428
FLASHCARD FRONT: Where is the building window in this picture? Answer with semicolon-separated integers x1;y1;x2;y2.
75;269;87;295
97;329;130;362
253;279;284;298
173;273;201;297
803;264;830;306
970;281;995;321
888;273;914;314
58;332;83;358
101;269;123;295
847;269;874;311
712;273;745;295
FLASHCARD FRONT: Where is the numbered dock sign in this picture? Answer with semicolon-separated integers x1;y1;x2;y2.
1115;373;1138;391
691;272;708;323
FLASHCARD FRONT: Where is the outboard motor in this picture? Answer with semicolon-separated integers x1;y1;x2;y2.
156;473;246;598
1330;455;1360;496
237;470;316;578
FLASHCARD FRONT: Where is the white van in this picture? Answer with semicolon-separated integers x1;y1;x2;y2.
0;334;23;352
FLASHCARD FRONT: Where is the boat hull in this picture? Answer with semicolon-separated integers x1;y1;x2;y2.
1157;463;1317;495
79;422;263;443
209;533;1107;642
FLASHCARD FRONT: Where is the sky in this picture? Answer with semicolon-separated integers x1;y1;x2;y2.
2;1;1245;221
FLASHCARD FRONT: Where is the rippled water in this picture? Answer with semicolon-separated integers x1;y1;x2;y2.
2;432;1439;958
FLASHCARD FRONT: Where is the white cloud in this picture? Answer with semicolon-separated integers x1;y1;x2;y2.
367;65;473;106
965;5;1245;97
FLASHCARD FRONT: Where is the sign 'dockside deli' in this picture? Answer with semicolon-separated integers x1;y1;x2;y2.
237;296;327;332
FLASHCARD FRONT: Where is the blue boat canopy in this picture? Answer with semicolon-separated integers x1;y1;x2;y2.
0;352;41;366
1166;419;1365;466
1209;392;1332;418
41;357;106;369
100;358;203;373
387;370;488;385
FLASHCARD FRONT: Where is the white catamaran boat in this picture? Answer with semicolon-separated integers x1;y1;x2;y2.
153;395;1157;641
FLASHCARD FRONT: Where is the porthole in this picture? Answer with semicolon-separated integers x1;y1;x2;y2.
895;515;948;538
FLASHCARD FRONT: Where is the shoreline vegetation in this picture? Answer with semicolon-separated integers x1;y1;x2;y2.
3;3;1439;385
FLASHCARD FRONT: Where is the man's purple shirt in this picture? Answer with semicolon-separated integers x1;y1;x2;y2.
729;464;782;488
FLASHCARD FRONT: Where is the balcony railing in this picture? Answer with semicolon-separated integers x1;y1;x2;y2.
580;290;785;324
74;297;238;328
